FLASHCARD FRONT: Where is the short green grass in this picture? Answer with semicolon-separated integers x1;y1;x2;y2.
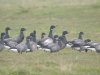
0;0;100;75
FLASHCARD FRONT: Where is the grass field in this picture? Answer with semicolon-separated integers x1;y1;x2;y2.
0;0;100;75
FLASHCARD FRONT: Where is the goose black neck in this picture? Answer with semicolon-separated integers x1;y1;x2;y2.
62;35;67;44
33;33;36;42
78;33;83;40
5;29;9;38
26;39;30;45
5;29;8;34
58;39;63;48
48;29;53;39
41;34;44;39
20;31;24;36
53;38;57;43
19;31;24;41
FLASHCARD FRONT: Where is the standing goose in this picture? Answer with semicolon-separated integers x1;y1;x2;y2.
40;25;56;47
0;33;6;51
71;32;85;50
72;32;84;44
12;28;26;43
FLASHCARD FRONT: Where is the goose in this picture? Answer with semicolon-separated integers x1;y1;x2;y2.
71;32;84;44
15;36;30;54
28;35;37;52
0;33;6;51
85;39;98;48
71;32;85;50
44;35;60;52
44;31;68;52
4;27;11;39
85;39;100;53
12;28;26;43
39;25;56;48
85;39;98;52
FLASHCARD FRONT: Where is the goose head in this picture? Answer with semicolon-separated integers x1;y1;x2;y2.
50;25;56;30
21;28;26;31
62;31;68;35
79;32;84;35
5;27;11;31
33;30;36;34
42;33;46;36
84;39;92;46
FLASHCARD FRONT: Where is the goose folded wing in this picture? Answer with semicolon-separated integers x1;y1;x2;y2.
7;41;18;48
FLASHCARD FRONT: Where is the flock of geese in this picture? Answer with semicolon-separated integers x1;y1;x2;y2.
0;25;100;54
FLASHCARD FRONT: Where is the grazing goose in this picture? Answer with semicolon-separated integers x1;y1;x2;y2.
85;39;98;52
16;36;30;54
39;25;56;47
44;31;68;52
4;27;11;39
0;33;6;51
4;28;26;46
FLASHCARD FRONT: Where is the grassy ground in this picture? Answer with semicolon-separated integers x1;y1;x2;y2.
0;0;100;75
